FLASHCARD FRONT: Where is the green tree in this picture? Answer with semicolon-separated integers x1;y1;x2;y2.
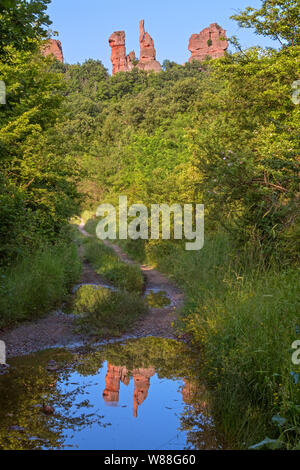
191;46;300;259
0;0;51;60
0;49;80;263
231;0;300;47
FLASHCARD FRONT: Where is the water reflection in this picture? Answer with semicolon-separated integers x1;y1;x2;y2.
144;289;172;308
0;338;223;450
103;363;156;417
102;363;202;420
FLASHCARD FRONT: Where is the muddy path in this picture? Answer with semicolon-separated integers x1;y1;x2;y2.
0;223;184;358
78;221;184;338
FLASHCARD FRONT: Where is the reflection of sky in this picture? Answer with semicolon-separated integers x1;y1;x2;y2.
55;361;190;450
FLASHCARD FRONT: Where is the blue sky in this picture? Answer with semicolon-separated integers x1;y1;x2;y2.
47;0;277;73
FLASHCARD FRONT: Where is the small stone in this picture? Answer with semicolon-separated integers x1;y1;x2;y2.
42;405;54;415
46;360;59;372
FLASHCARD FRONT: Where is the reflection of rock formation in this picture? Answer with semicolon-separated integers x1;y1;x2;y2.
188;23;228;62
41;39;64;63
102;363;155;416
102;364;207;420
132;367;155;418
137;20;161;73
108;31;136;75
103;364;129;403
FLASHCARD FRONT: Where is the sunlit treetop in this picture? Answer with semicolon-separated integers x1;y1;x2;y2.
0;0;52;60
231;0;300;47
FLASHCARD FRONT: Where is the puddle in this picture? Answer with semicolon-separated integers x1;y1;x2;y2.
144;289;172;308
72;283;117;293
0;338;223;450
72;285;173;310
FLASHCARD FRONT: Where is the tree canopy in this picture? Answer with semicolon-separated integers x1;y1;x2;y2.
0;0;51;60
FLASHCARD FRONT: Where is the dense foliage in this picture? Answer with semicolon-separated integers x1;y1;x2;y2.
0;0;81;322
0;0;51;60
57;48;299;262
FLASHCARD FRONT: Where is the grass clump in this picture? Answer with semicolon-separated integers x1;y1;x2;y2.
84;238;144;294
84;217;99;236
0;241;81;328
73;285;148;337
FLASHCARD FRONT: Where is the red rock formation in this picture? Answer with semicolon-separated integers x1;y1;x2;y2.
103;364;129;403
137;20;161;72
41;39;63;63
188;23;228;63
109;21;161;75
109;31;136;74
132;367;155;418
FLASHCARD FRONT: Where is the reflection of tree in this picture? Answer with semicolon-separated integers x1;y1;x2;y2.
0;338;223;450
179;381;222;450
98;337;202;381
0;349;105;450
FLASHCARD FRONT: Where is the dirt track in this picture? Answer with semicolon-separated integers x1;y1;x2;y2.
0;223;184;357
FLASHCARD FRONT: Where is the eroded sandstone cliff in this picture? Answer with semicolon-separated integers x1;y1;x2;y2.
109;20;161;75
137;20;161;73
108;31;136;74
188;23;228;62
41;39;64;63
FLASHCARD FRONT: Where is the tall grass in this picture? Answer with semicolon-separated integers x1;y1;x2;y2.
0;242;81;328
84;237;145;294
117;232;300;449
84;217;147;264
